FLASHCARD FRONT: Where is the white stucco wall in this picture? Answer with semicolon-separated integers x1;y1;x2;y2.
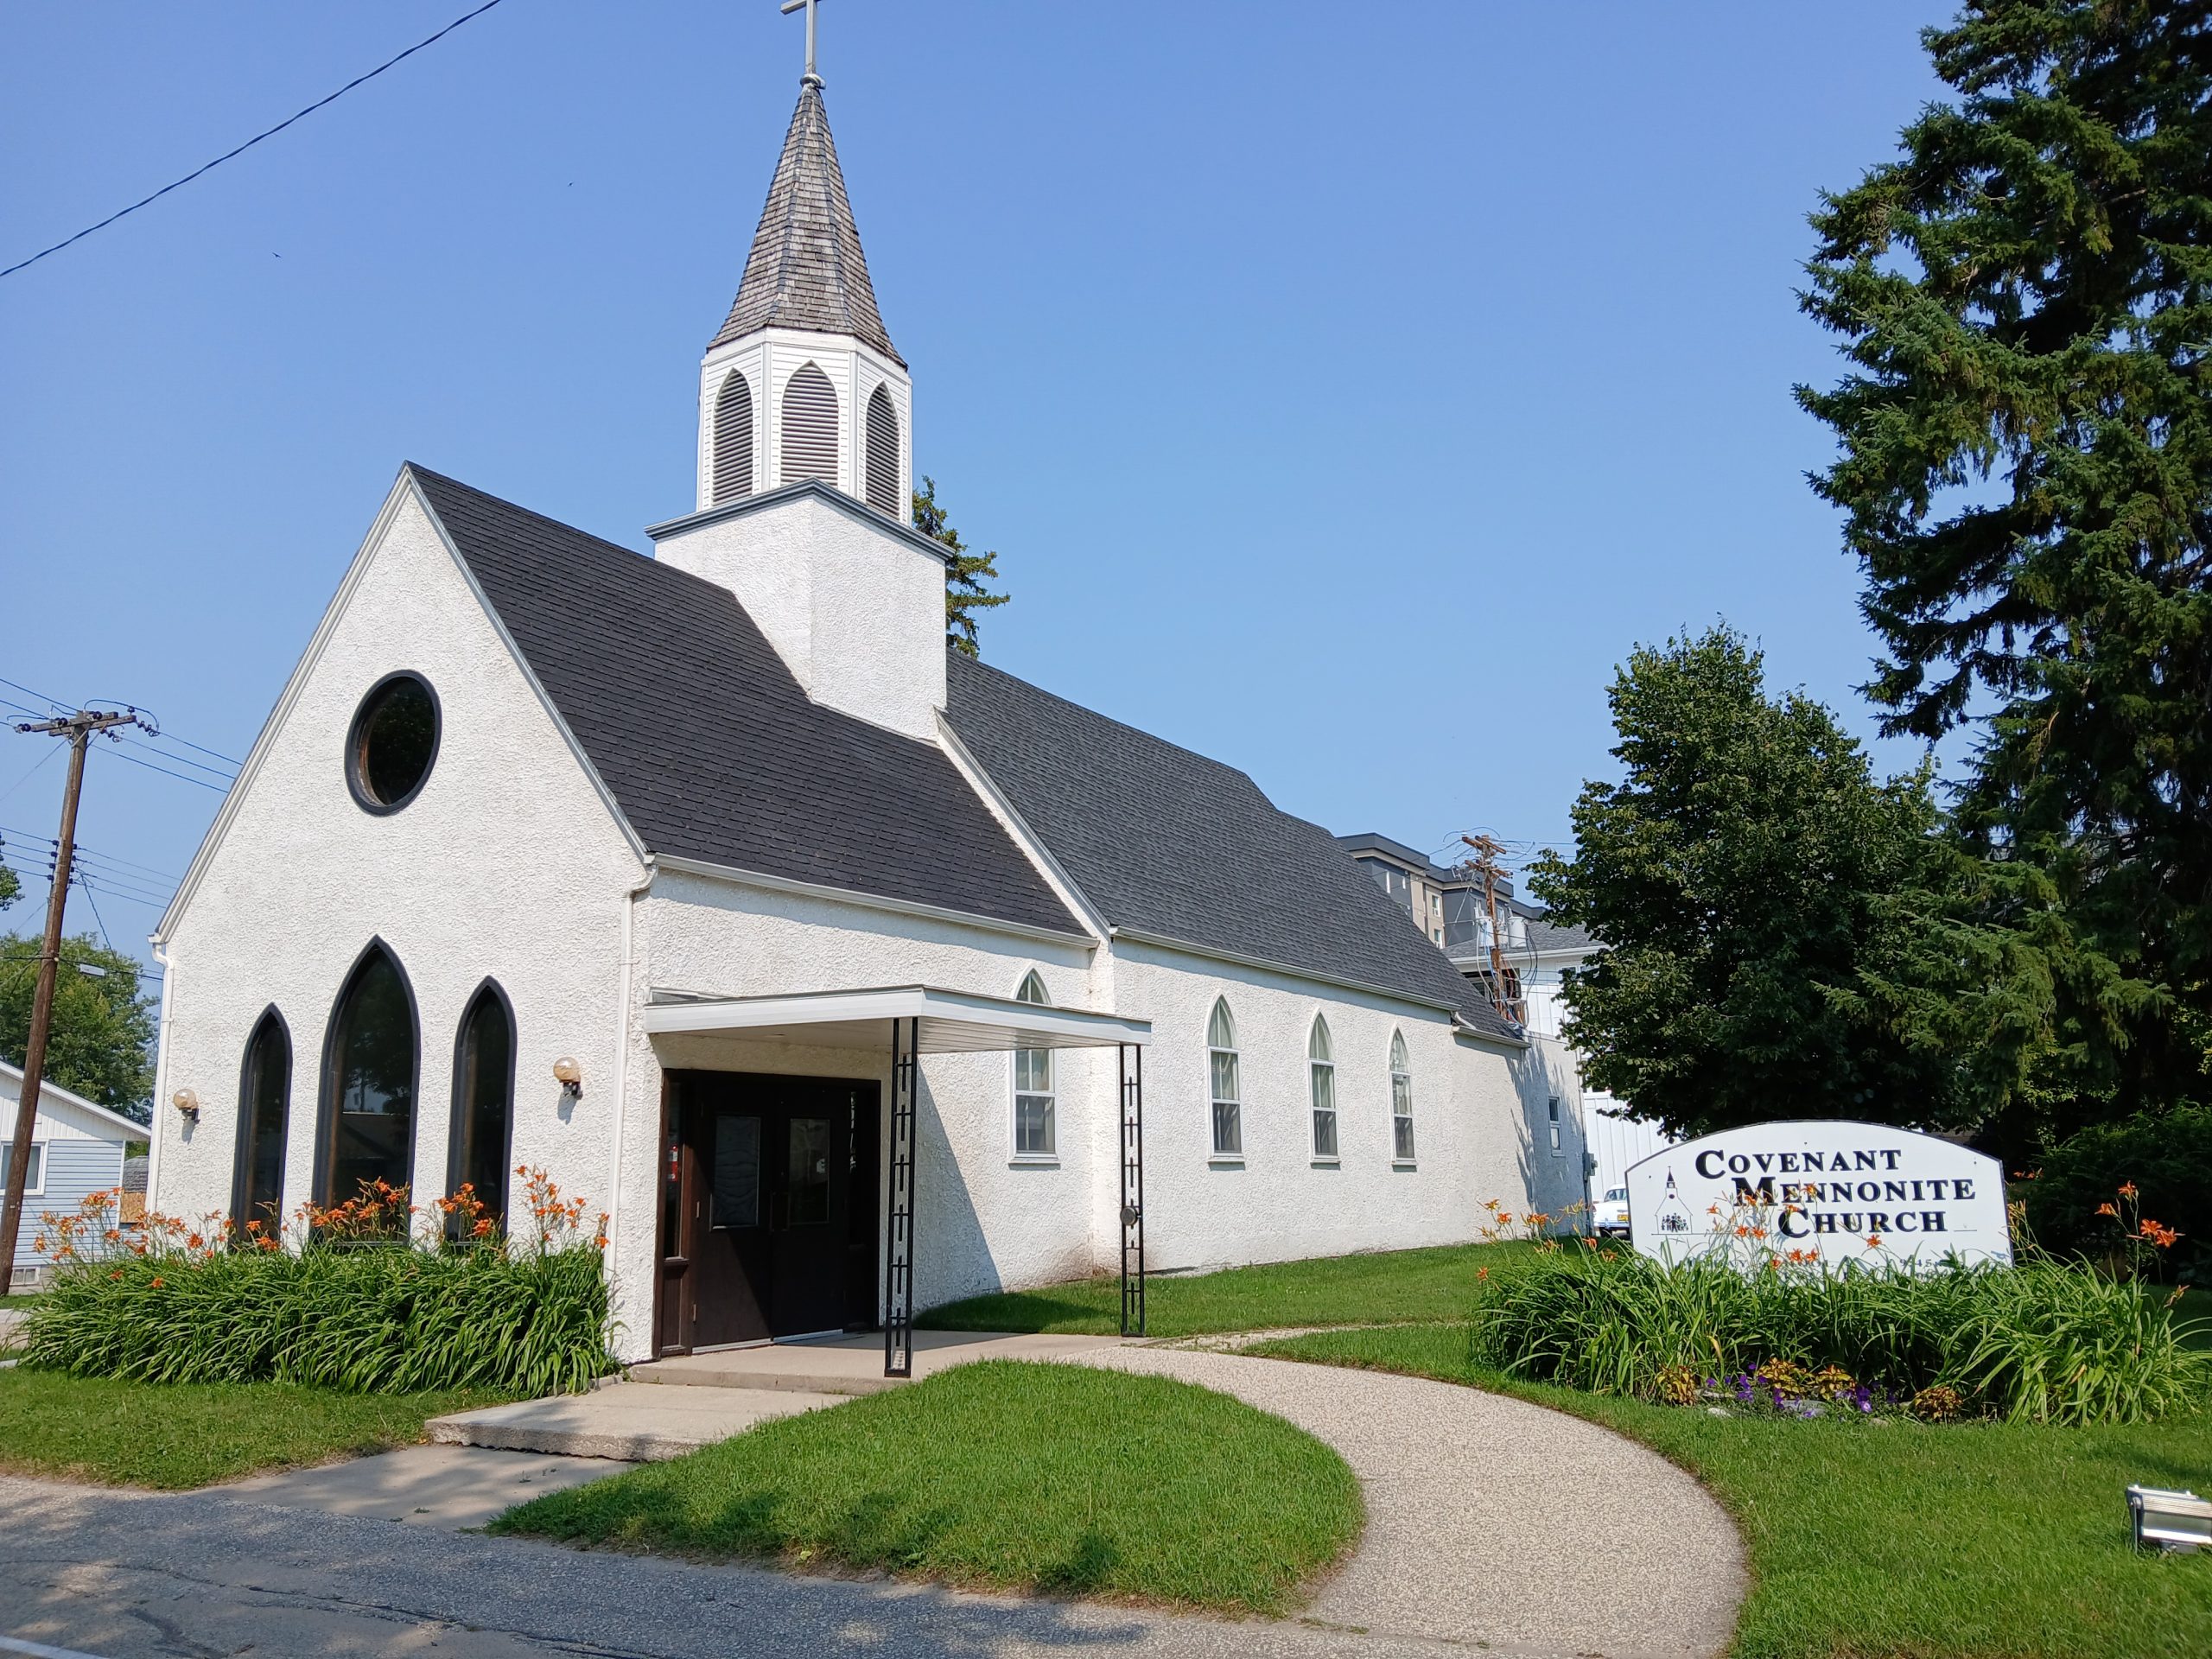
1106;938;1539;1274
149;481;646;1255
651;489;945;741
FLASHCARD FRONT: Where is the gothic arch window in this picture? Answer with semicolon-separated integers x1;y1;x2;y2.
1011;970;1054;1159
864;384;900;515
711;370;754;504
1308;1016;1338;1160
448;980;515;1231
315;941;418;1211
232;1008;291;1232
1207;997;1241;1158
780;361;839;486
1389;1030;1415;1162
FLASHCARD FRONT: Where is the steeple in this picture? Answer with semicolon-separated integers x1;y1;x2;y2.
710;82;901;365
692;71;911;519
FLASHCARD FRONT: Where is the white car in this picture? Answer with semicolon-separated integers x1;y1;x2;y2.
1593;1185;1630;1237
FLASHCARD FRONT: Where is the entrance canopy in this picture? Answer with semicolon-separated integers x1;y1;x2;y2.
642;983;1152;1055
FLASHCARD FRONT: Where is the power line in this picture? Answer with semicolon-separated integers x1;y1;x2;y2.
0;677;66;715
3;678;240;778
0;0;512;281
77;876;115;951
0;825;181;887
99;747;231;793
150;730;242;770
118;734;233;782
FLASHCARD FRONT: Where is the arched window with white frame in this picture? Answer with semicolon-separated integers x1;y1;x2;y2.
1012;970;1055;1158
1207;997;1241;1157
1389;1030;1415;1161
1308;1015;1338;1160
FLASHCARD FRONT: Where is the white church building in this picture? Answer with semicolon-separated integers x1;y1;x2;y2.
144;67;1586;1371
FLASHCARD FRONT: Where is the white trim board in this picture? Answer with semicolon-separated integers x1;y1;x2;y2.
653;855;1096;950
642;982;1151;1053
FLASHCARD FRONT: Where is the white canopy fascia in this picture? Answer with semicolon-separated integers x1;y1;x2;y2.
642;983;1152;1055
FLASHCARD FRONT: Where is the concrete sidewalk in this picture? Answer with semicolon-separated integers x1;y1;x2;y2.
1084;1345;1745;1659
429;1377;842;1460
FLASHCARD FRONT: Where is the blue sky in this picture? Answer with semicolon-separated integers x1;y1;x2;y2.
1;0;1951;967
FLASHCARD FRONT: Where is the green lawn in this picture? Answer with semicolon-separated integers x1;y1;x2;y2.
919;1239;1538;1336
1255;1322;2212;1659
0;1367;509;1489
495;1358;1361;1614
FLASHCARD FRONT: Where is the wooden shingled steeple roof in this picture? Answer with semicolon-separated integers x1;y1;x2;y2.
709;80;901;365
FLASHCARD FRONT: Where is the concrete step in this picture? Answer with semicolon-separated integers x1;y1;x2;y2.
627;1330;1122;1397
426;1380;842;1462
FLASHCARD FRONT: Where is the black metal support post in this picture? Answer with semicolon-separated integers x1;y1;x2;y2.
884;1015;918;1377
1119;1041;1145;1338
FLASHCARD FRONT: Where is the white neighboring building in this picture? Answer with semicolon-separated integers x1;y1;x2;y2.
1448;905;1675;1209
143;73;1586;1371
3;1060;144;1288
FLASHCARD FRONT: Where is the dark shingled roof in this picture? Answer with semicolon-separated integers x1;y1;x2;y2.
944;655;1521;1039
709;82;901;364
407;467;1074;936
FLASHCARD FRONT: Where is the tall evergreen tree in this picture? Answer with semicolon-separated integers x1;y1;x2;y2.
1798;0;2212;1127
1527;627;2042;1141
913;475;1009;658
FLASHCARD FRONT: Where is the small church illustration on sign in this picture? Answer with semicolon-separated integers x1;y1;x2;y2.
145;13;1586;1371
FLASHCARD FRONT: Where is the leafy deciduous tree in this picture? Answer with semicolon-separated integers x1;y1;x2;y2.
0;931;156;1119
1527;626;2045;1141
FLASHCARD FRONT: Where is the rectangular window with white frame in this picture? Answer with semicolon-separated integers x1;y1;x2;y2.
0;1141;44;1196
1014;1045;1055;1158
1548;1096;1562;1154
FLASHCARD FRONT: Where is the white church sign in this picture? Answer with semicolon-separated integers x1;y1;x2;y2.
1625;1122;2012;1272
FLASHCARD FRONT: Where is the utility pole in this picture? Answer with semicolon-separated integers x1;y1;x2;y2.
0;707;143;1292
1460;832;1518;1026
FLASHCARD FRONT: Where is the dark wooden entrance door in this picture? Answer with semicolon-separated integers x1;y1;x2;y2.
659;1071;879;1354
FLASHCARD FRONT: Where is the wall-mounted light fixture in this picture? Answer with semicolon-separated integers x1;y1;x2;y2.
171;1088;200;1126
552;1057;583;1103
2130;1485;2212;1553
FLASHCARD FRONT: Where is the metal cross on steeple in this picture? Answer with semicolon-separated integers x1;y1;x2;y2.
779;0;826;86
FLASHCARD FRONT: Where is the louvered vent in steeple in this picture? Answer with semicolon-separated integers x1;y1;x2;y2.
711;372;754;505
780;362;839;485
865;385;900;515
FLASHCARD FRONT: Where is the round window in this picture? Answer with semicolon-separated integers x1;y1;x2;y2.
346;673;440;813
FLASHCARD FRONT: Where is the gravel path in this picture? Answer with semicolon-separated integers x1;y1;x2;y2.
1084;1347;1744;1659
0;1348;1744;1658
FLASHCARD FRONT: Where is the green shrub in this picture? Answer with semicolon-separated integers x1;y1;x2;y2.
22;1243;614;1395
1471;1246;2209;1425
2024;1105;2209;1282
22;1171;618;1396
